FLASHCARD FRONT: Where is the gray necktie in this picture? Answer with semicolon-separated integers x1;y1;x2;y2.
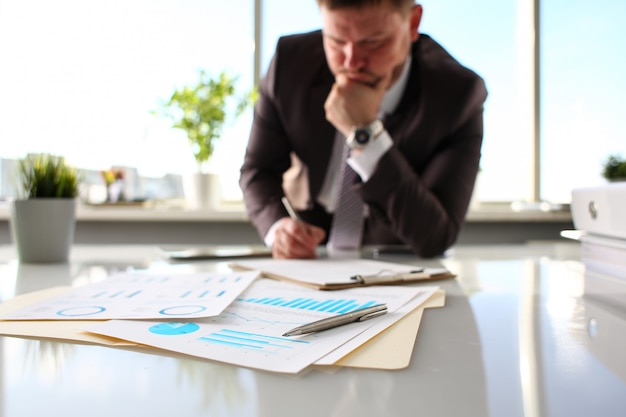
327;140;364;249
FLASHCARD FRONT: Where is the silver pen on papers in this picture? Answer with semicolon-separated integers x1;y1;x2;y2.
282;304;388;337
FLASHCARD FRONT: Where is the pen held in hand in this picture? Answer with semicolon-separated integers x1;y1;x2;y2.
282;304;388;337
281;196;301;222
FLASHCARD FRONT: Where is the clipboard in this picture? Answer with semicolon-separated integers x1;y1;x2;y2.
230;258;455;290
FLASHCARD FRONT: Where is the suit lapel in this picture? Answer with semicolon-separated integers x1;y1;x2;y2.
385;40;423;141
306;67;336;199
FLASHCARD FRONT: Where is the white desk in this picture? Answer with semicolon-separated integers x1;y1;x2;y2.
1;242;625;417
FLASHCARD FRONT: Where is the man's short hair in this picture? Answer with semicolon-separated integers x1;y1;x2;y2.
316;0;416;15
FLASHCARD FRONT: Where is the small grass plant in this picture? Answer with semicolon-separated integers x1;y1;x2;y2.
16;154;81;199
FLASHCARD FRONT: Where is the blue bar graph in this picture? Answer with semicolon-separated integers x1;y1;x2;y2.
239;296;378;314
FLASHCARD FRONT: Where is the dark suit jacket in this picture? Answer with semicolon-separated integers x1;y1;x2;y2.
240;30;487;257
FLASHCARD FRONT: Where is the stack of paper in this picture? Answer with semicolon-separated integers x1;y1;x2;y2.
0;259;446;374
579;233;626;278
575;233;626;308
569;183;626;307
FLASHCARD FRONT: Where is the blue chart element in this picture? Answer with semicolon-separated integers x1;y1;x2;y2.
240;296;378;314
149;322;200;336
180;289;227;299
57;306;106;317
199;329;309;352
92;290;142;299
159;305;207;316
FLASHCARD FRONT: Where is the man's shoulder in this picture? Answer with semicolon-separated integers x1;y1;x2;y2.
276;30;324;56
411;35;487;127
269;30;330;87
416;34;483;83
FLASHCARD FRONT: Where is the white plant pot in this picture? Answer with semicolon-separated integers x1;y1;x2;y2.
182;173;221;210
10;198;77;263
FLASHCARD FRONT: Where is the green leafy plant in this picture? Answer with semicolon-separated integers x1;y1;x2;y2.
155;70;256;173
16;154;81;199
602;153;626;181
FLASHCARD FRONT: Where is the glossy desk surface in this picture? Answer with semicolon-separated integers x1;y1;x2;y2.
1;242;625;417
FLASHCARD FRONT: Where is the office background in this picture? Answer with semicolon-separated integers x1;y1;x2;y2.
0;0;623;243
2;4;626;413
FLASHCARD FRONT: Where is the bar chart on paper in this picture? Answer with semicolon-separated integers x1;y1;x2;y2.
239;295;379;314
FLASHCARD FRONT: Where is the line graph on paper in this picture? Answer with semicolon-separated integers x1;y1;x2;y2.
197;329;310;354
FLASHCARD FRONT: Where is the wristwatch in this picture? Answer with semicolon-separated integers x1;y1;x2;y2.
346;119;384;150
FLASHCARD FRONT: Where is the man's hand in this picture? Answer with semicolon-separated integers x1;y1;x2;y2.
272;217;326;259
324;71;392;137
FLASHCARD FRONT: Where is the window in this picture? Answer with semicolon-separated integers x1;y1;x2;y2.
418;0;524;203
541;0;626;203
0;0;254;201
259;0;526;203
261;0;321;71
1;0;622;206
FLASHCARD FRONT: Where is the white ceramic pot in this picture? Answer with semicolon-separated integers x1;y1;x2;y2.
10;198;77;263
182;173;221;210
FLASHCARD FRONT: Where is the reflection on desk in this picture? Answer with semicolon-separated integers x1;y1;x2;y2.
1;242;626;417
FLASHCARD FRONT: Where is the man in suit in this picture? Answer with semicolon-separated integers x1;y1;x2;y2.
240;0;487;258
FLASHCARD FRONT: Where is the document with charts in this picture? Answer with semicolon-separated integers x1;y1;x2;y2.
0;271;259;320
85;278;437;374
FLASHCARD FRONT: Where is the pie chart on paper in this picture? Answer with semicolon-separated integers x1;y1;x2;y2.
148;322;200;336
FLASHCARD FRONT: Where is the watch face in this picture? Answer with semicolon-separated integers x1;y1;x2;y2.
354;128;371;145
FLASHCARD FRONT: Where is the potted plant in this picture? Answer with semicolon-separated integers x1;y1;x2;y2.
10;153;81;262
602;153;626;181
155;70;255;209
